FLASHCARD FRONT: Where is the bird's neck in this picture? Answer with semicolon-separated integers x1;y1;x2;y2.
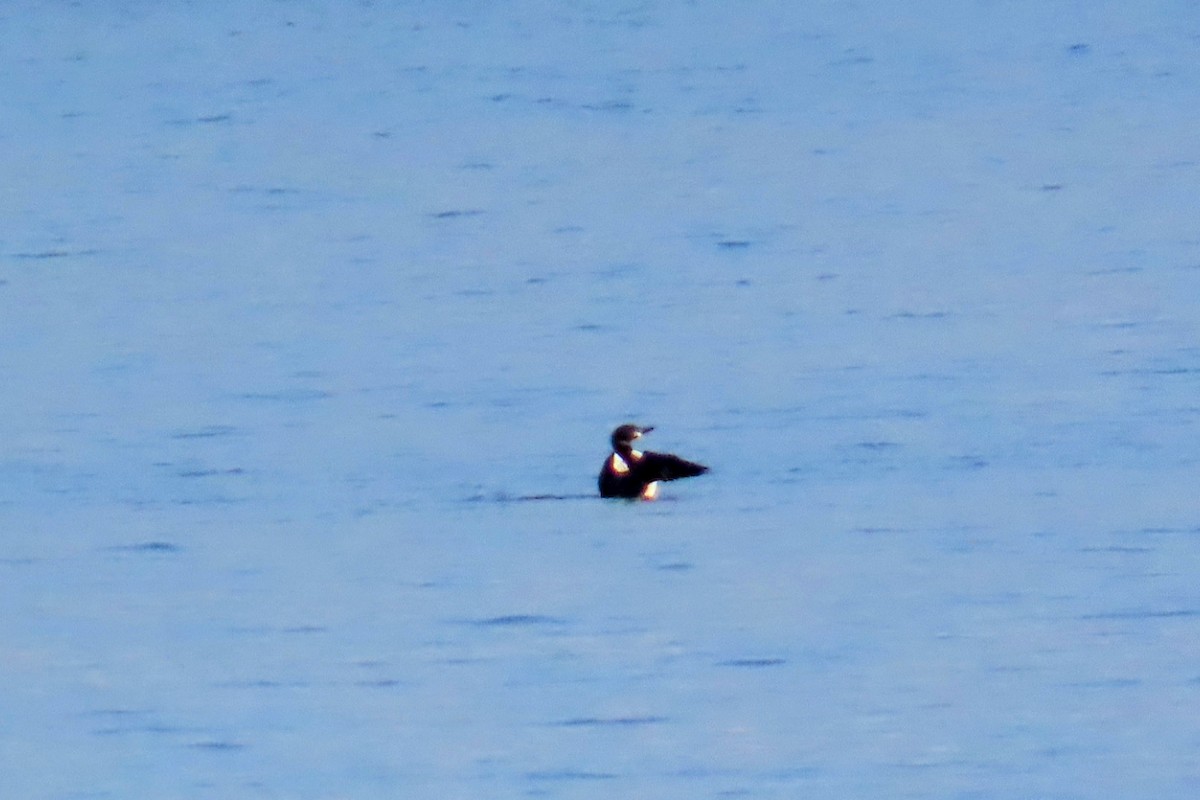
615;444;643;461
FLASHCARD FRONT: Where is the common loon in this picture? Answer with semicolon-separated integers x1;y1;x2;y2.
598;424;708;499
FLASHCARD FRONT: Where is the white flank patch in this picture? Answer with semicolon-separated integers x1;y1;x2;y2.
641;481;659;500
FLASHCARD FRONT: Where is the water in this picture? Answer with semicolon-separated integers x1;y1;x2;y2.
3;2;1200;797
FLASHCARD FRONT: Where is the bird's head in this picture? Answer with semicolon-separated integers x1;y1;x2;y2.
611;423;654;451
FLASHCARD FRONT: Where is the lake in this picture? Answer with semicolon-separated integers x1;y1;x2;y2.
2;2;1199;797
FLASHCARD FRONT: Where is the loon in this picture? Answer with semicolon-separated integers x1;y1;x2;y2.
598;424;708;500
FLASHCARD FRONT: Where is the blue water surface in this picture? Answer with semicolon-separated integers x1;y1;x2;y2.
3;2;1199;798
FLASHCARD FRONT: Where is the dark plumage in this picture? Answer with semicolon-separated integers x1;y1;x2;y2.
598;424;708;499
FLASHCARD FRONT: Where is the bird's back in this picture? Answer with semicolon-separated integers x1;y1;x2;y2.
638;451;708;482
598;450;708;498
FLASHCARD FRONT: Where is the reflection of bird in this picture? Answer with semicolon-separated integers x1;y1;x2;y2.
598;424;709;500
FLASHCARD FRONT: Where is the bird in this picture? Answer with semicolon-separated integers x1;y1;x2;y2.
598;424;708;499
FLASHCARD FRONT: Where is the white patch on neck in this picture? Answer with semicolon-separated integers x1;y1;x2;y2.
610;450;644;475
640;481;659;500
